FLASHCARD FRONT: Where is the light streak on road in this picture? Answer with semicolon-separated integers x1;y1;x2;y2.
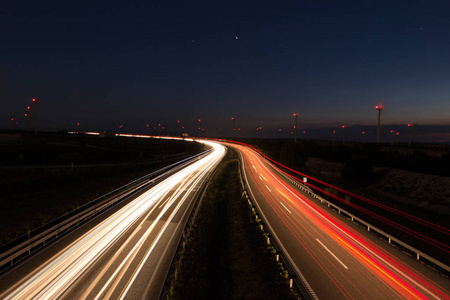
316;238;348;270
279;201;292;214
1;140;225;300
228;142;449;300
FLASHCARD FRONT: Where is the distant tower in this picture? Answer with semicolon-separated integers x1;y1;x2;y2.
231;117;236;138
32;98;37;134
408;123;413;147
375;105;383;144
342;125;346;145
293;112;299;142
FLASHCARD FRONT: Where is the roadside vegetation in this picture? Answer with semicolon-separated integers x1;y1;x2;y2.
167;149;297;300
0;132;204;245
237;138;450;265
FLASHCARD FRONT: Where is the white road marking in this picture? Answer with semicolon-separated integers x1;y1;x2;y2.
279;201;292;214
316;238;348;270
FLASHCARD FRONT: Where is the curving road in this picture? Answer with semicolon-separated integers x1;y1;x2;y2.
229;142;449;300
0;140;225;300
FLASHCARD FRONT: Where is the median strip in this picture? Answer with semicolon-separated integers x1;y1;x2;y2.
165;149;297;299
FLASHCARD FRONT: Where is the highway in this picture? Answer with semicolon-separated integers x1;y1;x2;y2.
229;142;449;300
0;140;225;300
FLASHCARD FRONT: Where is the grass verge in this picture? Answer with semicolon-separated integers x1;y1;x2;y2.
167;149;297;300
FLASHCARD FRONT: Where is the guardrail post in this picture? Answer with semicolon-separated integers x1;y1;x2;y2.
289;277;294;289
271;165;450;275
276;253;280;262
267;237;270;245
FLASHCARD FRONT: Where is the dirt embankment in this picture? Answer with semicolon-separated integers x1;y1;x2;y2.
370;168;450;216
306;157;450;216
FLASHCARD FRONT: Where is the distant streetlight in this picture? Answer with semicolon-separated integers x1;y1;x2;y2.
293;112;299;142
24;113;28;130
256;126;262;138
32;98;37;134
342;125;346;145
10;117;15;129
376;105;383;144
26;106;32;130
408;123;413;147
231;117;236;138
390;129;395;145
198;119;202;136
362;131;366;143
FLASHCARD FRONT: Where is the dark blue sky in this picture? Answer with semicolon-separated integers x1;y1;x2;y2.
1;1;449;140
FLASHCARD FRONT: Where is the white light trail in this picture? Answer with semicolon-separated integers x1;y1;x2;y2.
2;140;225;300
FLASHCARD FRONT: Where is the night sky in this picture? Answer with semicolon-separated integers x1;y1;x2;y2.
1;1;449;141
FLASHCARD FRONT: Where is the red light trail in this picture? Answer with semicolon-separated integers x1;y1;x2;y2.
226;141;449;299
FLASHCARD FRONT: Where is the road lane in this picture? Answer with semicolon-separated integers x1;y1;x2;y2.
0;140;225;300
230;142;449;300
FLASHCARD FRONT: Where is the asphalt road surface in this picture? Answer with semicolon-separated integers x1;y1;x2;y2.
0;140;225;300
229;142;449;300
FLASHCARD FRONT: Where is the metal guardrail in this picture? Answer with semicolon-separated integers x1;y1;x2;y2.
0;150;212;271
265;157;450;274
161;146;318;299
236;148;450;299
159;148;227;299
236;151;318;300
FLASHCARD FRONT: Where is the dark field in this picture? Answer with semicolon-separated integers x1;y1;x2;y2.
235;138;450;266
0;132;205;245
